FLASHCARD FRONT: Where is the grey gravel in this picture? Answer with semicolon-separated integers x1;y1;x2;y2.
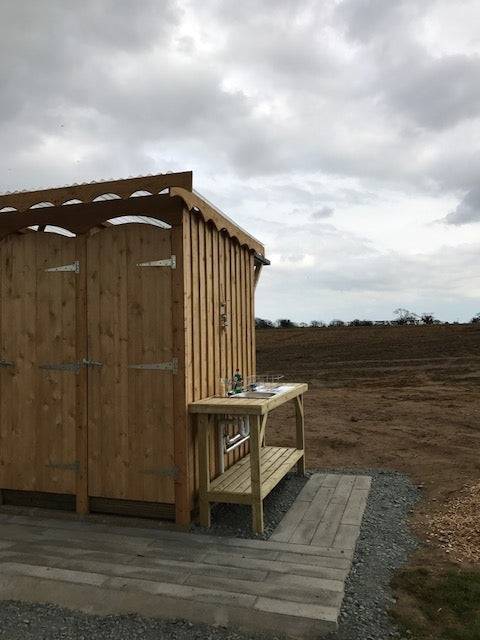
0;468;419;640
319;468;420;640
0;604;274;640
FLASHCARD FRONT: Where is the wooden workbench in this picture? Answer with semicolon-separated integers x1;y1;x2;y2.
189;383;307;534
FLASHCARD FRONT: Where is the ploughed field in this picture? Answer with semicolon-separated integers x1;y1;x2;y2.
256;324;480;556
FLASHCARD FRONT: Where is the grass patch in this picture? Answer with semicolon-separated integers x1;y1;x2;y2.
392;566;480;640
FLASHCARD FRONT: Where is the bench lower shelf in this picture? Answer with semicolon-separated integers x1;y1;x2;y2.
205;446;304;505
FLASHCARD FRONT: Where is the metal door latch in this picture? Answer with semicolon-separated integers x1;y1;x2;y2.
128;358;178;374
82;358;103;368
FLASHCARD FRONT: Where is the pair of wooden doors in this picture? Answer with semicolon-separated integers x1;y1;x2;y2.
0;224;175;506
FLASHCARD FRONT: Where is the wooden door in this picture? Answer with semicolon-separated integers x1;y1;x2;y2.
86;224;175;503
0;232;79;494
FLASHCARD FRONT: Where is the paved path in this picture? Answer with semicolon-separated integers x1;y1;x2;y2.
0;473;371;638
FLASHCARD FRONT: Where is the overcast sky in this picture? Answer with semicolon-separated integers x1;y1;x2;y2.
1;0;479;323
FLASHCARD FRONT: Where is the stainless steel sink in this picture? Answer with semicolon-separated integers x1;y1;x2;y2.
232;391;276;399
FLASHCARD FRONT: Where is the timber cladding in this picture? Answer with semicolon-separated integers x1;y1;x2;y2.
0;171;266;525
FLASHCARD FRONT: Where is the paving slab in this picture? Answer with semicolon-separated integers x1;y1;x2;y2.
0;472;371;638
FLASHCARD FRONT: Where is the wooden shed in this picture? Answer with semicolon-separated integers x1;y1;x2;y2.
0;171;269;525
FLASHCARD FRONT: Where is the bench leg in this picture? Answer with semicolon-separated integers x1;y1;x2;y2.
198;414;212;528
252;498;264;534
295;395;306;475
250;415;264;534
200;498;211;528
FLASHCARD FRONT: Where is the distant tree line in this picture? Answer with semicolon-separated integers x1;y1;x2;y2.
255;310;480;329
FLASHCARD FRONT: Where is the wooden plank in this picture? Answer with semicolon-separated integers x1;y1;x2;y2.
87;225;175;503
75;235;88;513
208;447;283;494
341;489;370;526
0;233;77;495
213;445;282;492
212;228;220;396
172;213;191;525
235;448;289;494
246;250;253;379
189;383;308;415
211;447;273;493
198;219;208;401
203;491;252;505
204;223;217;478
0;172;193;212
261;450;304;498
190;214;201;402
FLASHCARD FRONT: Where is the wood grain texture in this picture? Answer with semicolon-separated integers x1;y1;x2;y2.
0;233;78;494
86;224;175;503
181;214;259;504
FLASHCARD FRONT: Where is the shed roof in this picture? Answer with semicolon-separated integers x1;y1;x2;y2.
0;171;266;258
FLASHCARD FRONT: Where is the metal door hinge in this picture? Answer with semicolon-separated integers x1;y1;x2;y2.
45;261;80;273
40;361;81;373
137;255;176;269
39;359;103;373
141;466;179;478
0;359;14;369
128;358;178;374
46;460;80;472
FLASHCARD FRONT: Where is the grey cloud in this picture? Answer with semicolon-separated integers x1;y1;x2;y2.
336;0;431;44
444;187;480;225
381;53;480;130
0;0;479;322
311;206;334;220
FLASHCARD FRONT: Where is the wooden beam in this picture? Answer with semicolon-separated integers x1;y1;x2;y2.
0;195;184;240
0;171;193;212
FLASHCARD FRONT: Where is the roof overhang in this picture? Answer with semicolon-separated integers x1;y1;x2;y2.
0;171;268;259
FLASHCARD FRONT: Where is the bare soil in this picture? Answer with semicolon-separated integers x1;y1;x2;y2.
257;324;480;559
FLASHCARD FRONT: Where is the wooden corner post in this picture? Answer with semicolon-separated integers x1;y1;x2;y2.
172;214;191;526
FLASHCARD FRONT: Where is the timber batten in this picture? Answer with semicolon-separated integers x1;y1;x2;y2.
0;170;266;525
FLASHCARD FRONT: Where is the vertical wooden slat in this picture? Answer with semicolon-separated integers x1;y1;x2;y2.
198;219;207;400
204;223;215;476
190;214;200;402
75;235;88;513
212;229;220;396
172;212;191;525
